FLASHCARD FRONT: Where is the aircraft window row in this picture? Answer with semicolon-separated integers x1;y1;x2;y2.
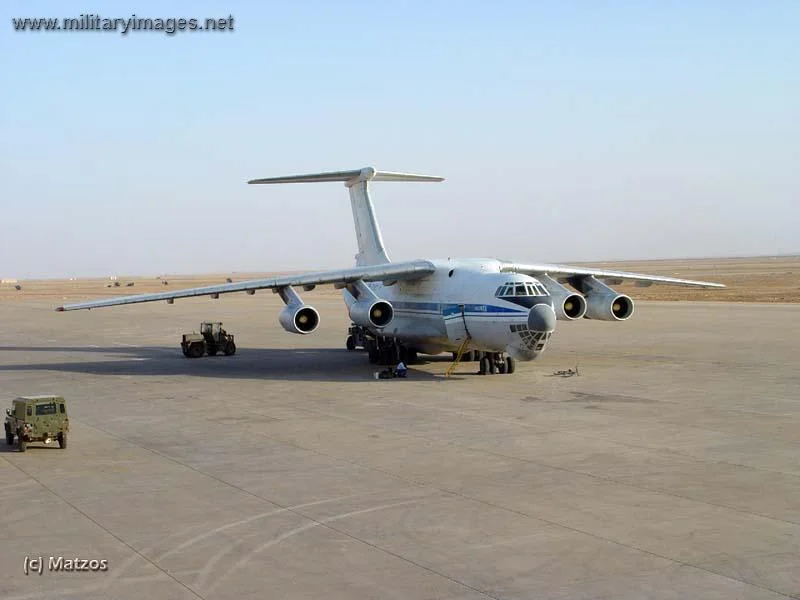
496;283;548;298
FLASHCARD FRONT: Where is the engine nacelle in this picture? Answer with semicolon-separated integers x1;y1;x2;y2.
571;276;634;321
348;299;393;329
584;293;634;321
538;275;587;320
279;304;320;334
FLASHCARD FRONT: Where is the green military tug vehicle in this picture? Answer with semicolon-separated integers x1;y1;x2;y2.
181;321;236;358
5;395;69;452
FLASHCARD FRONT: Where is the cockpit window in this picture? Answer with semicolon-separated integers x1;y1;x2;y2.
496;282;550;298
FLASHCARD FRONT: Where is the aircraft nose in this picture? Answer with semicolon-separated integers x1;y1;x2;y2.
528;303;556;333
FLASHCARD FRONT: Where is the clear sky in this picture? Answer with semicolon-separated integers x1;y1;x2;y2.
2;0;798;278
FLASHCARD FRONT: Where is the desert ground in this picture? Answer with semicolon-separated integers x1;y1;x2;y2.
0;256;798;599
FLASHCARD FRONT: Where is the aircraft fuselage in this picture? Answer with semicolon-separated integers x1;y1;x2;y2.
343;258;556;361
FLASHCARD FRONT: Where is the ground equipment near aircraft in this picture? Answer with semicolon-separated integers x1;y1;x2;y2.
346;323;369;351
553;366;580;377
181;321;236;358
5;395;69;452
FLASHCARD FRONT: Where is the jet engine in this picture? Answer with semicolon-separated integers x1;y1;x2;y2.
538;275;587;320
345;279;394;329
279;303;320;334
276;285;320;334
577;276;634;321
349;299;393;329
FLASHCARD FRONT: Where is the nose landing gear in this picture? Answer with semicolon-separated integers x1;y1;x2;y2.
478;352;515;375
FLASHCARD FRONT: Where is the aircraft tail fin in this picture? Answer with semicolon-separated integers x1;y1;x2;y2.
248;167;444;266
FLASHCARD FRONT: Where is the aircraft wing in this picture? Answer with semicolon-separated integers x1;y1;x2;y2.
499;262;725;288
56;260;436;311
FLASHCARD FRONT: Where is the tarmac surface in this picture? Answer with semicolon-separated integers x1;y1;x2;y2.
1;295;799;599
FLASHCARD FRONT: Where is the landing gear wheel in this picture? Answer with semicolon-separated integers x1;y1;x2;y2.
5;426;14;445
346;335;356;351
382;346;399;366
58;432;67;449
505;356;516;374
479;356;490;375
488;359;496;375
223;342;236;356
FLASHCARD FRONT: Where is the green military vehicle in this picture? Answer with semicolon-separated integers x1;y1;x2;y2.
181;321;236;358
4;395;69;452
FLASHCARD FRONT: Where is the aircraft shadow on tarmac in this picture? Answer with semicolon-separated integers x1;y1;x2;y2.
0;346;447;382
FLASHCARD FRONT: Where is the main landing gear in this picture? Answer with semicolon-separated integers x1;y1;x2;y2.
364;337;418;366
476;352;515;375
450;349;516;375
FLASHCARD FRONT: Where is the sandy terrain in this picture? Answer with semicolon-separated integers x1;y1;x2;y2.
2;255;799;304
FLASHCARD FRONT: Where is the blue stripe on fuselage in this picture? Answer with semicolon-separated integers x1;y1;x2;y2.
391;301;526;316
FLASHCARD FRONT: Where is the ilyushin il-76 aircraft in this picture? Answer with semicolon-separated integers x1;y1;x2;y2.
58;167;725;375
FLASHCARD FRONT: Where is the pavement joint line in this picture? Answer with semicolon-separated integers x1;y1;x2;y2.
272;400;800;528
372;395;800;476
228;414;797;600
77;419;503;599
0;451;207;600
77;393;797;600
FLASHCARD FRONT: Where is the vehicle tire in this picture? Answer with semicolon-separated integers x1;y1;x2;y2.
505;356;516;374
207;346;218;357
189;343;204;358
223;342;236;356
5;425;14;445
346;335;356;351
58;432;67;449
479;356;489;375
18;437;26;453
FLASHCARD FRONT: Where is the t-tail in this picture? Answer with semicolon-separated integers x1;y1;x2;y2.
248;167;444;266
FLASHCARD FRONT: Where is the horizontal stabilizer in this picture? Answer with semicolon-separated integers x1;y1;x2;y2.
248;166;444;186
